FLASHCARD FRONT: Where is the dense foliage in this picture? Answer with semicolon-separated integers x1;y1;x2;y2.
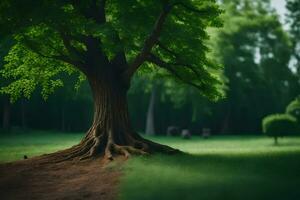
0;0;223;101
262;114;297;143
263;96;300;143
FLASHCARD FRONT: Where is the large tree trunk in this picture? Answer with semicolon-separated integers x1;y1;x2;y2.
145;86;156;136
50;69;179;161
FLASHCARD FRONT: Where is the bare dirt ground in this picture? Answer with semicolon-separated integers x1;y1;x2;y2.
0;157;124;200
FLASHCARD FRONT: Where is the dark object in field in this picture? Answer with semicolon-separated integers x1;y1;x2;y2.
23;155;28;159
202;128;211;139
167;126;180;136
181;129;191;139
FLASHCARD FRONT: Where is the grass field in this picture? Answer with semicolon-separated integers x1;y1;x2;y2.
0;131;83;162
0;131;300;200
119;136;300;200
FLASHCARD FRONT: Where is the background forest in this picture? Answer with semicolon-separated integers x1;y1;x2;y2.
0;0;299;135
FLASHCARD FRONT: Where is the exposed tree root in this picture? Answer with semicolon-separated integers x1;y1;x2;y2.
34;73;180;164
105;143;148;160
28;62;182;164
34;127;181;164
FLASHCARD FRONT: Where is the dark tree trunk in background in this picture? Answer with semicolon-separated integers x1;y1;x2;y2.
221;104;231;134
61;106;66;132
21;99;27;130
274;136;278;145
145;86;157;136
2;97;11;130
221;112;230;134
52;66;178;161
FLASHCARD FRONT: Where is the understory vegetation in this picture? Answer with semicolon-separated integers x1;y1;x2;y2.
263;97;300;143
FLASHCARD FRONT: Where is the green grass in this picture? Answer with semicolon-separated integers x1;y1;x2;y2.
0;132;300;200
0;130;82;162
119;136;300;200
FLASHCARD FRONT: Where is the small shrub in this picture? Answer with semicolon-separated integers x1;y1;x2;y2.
262;114;298;144
286;96;300;120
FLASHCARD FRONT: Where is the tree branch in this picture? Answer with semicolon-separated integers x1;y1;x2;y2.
174;2;216;16
85;36;109;68
71;0;106;24
157;41;178;58
147;54;181;78
157;41;201;77
97;0;106;23
59;31;86;60
123;4;173;80
111;33;128;73
89;0;106;23
147;54;205;90
22;37;87;73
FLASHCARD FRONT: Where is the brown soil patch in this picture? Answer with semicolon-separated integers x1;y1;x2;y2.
0;157;124;200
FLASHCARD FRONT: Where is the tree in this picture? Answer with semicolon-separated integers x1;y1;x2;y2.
212;0;296;133
0;0;223;160
263;96;300;144
145;84;157;136
262;114;297;145
130;73;160;136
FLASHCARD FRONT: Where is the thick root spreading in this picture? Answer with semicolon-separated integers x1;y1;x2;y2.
36;130;181;163
105;143;148;160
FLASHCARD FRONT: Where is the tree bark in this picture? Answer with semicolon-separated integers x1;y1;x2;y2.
2;97;11;130
49;67;179;161
145;86;157;136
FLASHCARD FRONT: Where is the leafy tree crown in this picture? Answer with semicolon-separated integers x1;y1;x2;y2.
0;0;223;102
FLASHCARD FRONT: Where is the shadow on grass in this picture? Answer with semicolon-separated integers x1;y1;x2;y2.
119;151;300;200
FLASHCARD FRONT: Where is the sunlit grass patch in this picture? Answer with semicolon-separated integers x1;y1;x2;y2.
0;131;82;162
119;136;300;200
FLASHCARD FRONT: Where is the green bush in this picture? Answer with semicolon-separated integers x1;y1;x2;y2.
262;114;298;144
286;96;300;120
